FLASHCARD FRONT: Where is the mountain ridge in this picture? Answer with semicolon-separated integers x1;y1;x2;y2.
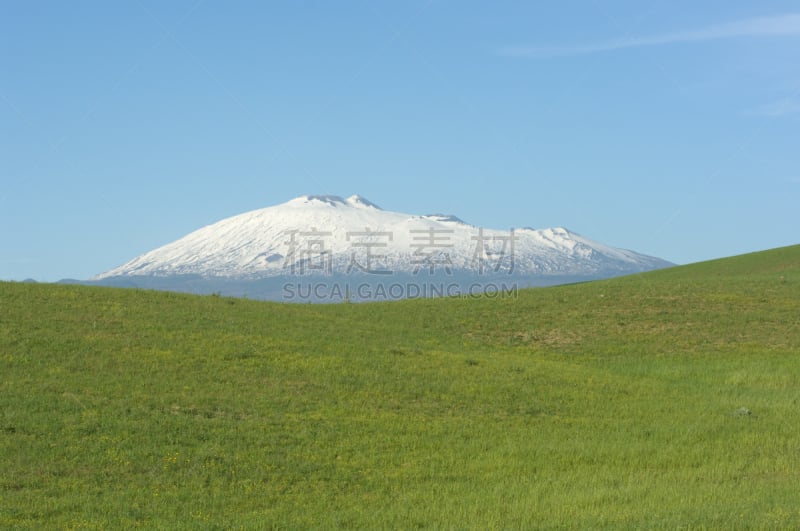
92;194;673;300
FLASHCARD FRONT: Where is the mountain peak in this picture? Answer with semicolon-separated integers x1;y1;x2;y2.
423;213;468;225
285;194;382;210
346;195;381;209
288;194;346;207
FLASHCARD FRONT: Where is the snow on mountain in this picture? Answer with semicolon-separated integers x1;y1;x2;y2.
95;194;672;284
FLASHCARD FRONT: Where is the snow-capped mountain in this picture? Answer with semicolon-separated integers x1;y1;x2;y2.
92;194;672;301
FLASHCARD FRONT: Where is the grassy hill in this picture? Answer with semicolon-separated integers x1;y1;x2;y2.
2;245;799;528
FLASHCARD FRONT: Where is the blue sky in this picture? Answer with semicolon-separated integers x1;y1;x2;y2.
1;1;798;281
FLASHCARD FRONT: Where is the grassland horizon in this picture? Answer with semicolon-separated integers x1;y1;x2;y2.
2;244;799;528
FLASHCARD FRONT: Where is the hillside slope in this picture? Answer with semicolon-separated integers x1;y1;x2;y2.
1;245;799;528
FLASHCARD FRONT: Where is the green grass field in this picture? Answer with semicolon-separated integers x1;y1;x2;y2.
2;245;799;529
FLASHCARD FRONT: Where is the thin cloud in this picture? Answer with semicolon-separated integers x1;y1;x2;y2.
500;13;800;57
750;98;800;117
